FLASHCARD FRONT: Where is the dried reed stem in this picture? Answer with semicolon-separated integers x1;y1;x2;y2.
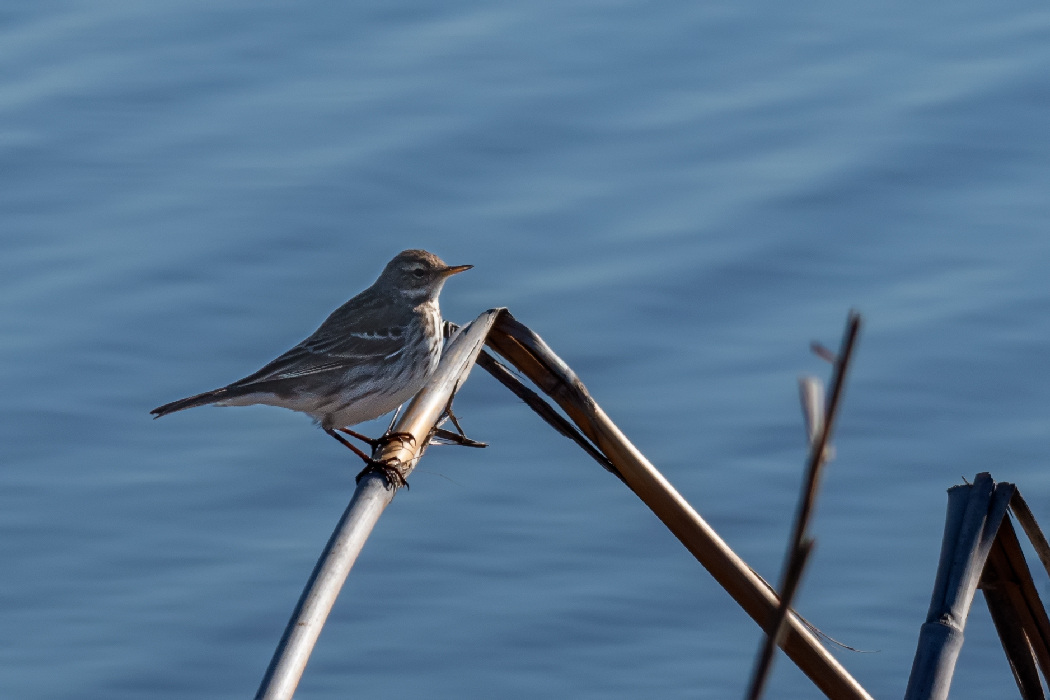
254;309;501;700
484;311;873;700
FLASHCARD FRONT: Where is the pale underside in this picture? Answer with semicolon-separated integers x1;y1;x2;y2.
214;299;443;430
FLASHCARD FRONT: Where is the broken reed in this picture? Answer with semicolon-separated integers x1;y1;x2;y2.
485;310;871;700
252;308;872;700
904;476;1050;700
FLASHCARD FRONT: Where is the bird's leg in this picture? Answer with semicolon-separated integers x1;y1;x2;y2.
337;427;381;449
337;427;416;452
385;404;404;433
373;403;417;449
327;428;409;489
334;403;414;453
325;428;372;463
431;397;487;448
446;402;467;437
432;428;488;448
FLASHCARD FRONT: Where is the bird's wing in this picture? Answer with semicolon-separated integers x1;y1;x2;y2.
296;291;414;359
228;294;412;387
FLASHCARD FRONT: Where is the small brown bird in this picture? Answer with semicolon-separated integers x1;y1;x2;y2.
151;249;471;467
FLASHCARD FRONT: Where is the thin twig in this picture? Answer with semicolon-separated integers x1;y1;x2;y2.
745;539;816;700
744;311;862;700
811;342;837;364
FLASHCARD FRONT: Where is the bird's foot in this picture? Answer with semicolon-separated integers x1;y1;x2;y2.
433;400;486;448
431;428;488;448
328;428;410;488
356;458;409;490
337;428;416;451
377;431;417;450
326;428;372;463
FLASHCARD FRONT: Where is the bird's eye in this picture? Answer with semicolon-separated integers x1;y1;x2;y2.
412;269;426;278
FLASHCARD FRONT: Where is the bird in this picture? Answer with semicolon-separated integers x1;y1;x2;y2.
151;249;472;482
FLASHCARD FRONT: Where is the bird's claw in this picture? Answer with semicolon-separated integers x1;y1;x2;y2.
431;428;487;448
377;431;416;450
356;458;409;490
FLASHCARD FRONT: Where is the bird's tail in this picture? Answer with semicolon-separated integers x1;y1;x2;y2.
151;387;231;418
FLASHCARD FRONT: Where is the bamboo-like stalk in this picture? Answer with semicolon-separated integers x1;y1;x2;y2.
903;474;1015;700
483;311;873;700
253;308;502;700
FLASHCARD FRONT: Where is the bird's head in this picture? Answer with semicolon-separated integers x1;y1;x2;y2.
378;249;472;302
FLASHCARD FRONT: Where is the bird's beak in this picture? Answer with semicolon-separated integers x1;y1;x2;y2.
441;264;473;277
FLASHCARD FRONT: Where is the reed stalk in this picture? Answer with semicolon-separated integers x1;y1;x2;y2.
903;474;1015;700
483;311;873;700
253;308;501;700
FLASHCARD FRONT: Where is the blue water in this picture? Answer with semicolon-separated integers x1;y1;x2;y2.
3;1;1050;698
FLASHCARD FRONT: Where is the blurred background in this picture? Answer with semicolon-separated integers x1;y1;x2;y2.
2;1;1049;698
